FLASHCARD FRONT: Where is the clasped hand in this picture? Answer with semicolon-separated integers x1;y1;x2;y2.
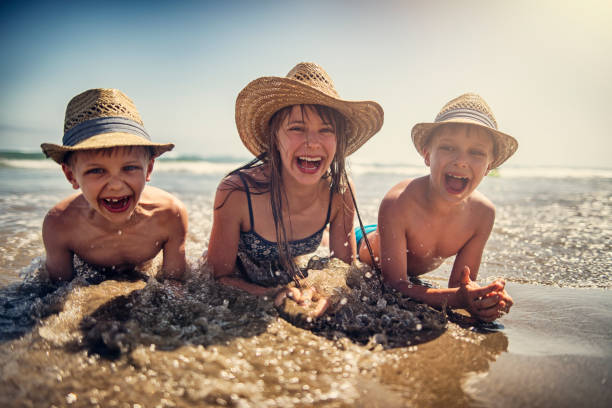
457;266;513;322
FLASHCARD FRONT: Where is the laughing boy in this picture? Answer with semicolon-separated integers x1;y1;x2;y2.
40;88;187;282
358;93;518;321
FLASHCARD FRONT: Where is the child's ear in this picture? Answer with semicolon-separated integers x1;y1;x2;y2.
424;151;431;167
61;163;79;189
145;158;155;182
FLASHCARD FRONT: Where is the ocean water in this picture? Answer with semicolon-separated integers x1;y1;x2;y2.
1;152;611;407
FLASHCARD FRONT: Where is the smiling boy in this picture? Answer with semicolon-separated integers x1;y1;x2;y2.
358;93;518;321
41;88;187;282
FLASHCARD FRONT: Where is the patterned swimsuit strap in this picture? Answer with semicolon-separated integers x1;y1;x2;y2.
236;171;255;232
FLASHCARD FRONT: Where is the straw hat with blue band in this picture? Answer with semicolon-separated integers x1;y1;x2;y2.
411;93;518;169
41;88;174;164
235;62;384;157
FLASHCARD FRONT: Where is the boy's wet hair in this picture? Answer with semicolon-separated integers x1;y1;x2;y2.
63;146;154;166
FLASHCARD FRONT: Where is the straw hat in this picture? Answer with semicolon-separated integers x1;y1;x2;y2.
235;62;384;157
411;93;518;168
41;88;174;164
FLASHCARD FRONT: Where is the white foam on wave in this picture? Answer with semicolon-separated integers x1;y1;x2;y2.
496;166;612;179
0;159;57;170
154;160;241;175
3;155;611;179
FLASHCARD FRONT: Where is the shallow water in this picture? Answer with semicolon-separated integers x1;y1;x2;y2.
1;158;611;407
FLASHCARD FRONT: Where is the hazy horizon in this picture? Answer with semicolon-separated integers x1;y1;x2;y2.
1;0;610;168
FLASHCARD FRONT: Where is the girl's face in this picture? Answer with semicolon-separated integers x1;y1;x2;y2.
276;105;337;186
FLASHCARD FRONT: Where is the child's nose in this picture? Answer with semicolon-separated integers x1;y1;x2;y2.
453;151;469;166
107;175;125;189
305;129;322;146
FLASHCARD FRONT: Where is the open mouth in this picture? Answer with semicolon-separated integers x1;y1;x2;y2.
100;196;132;213
445;173;469;194
296;156;323;174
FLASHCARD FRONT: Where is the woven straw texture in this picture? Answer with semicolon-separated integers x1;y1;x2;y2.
63;88;144;133
235;62;384;157
41;89;173;164
411;93;518;169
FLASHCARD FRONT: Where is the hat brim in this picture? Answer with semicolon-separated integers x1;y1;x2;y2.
411;119;518;169
41;132;174;164
235;77;384;157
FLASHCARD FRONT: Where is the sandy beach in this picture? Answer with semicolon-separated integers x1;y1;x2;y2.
1;266;610;408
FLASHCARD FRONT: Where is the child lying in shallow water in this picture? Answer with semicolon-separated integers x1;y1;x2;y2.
40;88;187;282
359;93;517;322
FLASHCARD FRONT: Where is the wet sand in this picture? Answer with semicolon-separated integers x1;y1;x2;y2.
1;263;610;408
466;282;612;408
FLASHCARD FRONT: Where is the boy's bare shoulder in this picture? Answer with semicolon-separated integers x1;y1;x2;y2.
139;186;186;217
381;176;428;208
42;194;89;244
44;193;87;223
468;189;496;219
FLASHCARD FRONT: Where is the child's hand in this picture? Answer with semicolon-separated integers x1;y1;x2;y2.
495;287;513;315
274;286;330;318
457;266;506;322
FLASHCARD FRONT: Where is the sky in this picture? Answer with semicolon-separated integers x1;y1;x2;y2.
1;0;611;168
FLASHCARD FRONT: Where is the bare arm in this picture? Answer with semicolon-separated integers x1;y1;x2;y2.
205;178;282;296
448;202;495;287
161;198;188;280
328;182;357;264
447;203;513;319
42;210;74;282
206;179;243;279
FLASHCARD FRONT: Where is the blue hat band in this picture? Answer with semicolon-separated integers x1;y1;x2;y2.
62;116;151;147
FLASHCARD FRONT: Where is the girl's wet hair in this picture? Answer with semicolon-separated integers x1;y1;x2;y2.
219;104;349;279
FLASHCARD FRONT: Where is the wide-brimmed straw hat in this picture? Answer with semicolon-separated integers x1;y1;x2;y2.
235;62;384;157
411;93;518;168
41;88;174;164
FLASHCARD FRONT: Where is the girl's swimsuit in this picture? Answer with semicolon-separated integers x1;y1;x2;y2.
236;172;332;286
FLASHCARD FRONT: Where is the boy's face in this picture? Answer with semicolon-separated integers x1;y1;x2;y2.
61;147;154;224
424;124;494;202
